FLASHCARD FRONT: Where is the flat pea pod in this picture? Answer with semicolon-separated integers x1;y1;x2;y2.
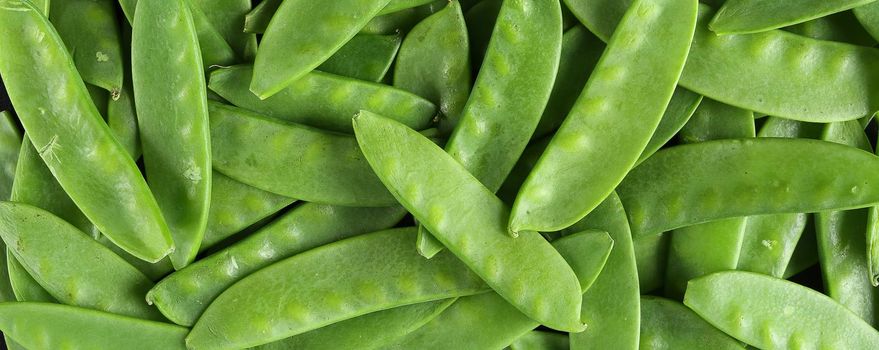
148;203;406;326
0;248;13;303
639;296;744;350
321;34;402;83
49;0;122;96
187;228;489;350
380;0;435;15
677;98;755;143
200;171;295;252
783;220;820;279
107;80;141;160
786;11;877;46
394;0;471;135
354;111;585;332
636;89;703;165
210;102;396;206
361;1;444;35
816;120;879;326
566;2;879;122
463;0;501;69
709;0;877;35
633;233;670;293
209;65;436;134
382;230;615;349
243;0;279;34
7;250;55;302
0;0;172;262
509;331;568;350
565;192;640;350
684;271;879;348
0;302;186;350
618;138;879;237
0;111;20;201
255;299;455;350
0;202;162;320
736;213;808;278
251;0;393;99
509;0;698;233
855;3;879;41
189;0;257;60
133;0;211;269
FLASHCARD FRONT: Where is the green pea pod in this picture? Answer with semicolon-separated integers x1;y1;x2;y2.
243;0;279;34
709;0;876;35
0;250;11;304
619;138;879;237
635;89;703;165
200;171;295;251
497;136;552;205
187;228;489;350
783;219;820;278
531;25;603;141
0;202;162;320
132;0;212;269
354;111;584;332
633;233;670;293
640;296;744;350
816;120;879;326
49;0;123;96
0;0;172;262
209;65;436;134
7;252;55;302
855;3;879;41
30;0;48;14
685;271;879;348
210;102;396;206
189;0;257;61
677;98;756;143
394;1;471;135
736;213;808;278
383;229;615;349
361;1;443;35
255;299;455;350
380;0;435;15
251;0;393;99
509;331;568;350
321;34;403;83
786;11;876;46
0;302;187;350
0;111;20;201
148;203;406;326
107;84;141;160
510;0;698;233
463;0;501;71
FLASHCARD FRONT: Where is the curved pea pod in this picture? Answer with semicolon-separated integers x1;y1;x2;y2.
618;138;879;238
736;213;808;278
855;3;879;41
677;98;755;143
636;90;703;165
685;271;879;348
0;111;20;201
209;102;396;206
321;34;402;83
255;298;455;350
394;1;470;135
786;11;876;46
383;229;615;349
640;296;744;350
633;233;669;293
49;0;123;96
148;203;406;326
0;250;11;303
509;331;568;350
187;228;489;350
0;202;162;320
381;0;435;15
107;82;141;160
243;0;279;34
251;0;393;99
354;111;585;332
463;0;501;70
7;252;55;302
189;0;257;61
209;65;436;134
709;0;876;34
0;302;186;350
0;0;172;262
510;0;698;233
361;2;440;35
200;171;295;252
133;0;212;269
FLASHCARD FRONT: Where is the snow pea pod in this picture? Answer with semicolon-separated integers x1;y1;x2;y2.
189;0;257;60
677;98;755;143
633;233;670;293
362;1;444;35
0;302;187;350
510;0;698;233
133;0;211;269
640;296;744;350
0;111;20;201
49;0;122;96
684;271;879;349
322;34;402;83
380;0;435;15
187;228;489;350
855;3;879;41
209;102;396;206
709;0;877;34
635;89;703;165
509;331;568;350
209;65;436;134
243;0;279;34
6;251;55;302
256;299;455;350
618;138;879;237
0;202;162;320
251;0;393;99
354;111;585;332
463;0;501;69
148;203;406;326
0;0;172;262
394;0;471;135
736;213;808;278
786;11;876;46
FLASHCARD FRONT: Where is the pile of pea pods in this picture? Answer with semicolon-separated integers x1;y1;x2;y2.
3;0;879;348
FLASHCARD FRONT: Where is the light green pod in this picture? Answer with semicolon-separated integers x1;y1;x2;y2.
321;34;402;82
0;111;20;201
0;0;172;262
685;271;879;348
786;10;876;46
640;296;744;350
354;111;585;332
509;331;568;350
510;0;698;233
0;202;162;320
618;138;879;237
7;251;56;302
132;0;212;269
709;0;877;34
243;0;279;34
633;233;670;293
189;0;257;60
783;221;820;279
0;303;187;350
361;2;442;35
210;102;396;206
855;3;879;41
736;213;808;278
251;0;393;98
209;65;436;134
50;0;123;96
148;203;406;326
187;2;237;67
380;0;436;15
187;228;489;350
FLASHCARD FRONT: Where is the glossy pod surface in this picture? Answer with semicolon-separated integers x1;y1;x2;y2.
49;0;123;95
709;0;877;34
639;296;744;349
322;34;402;83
